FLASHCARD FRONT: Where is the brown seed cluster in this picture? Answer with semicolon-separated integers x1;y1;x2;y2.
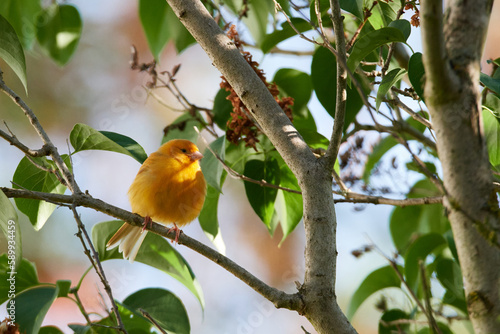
405;1;420;27
221;25;294;150
0;318;19;334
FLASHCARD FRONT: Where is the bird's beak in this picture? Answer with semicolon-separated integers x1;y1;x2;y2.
189;151;203;161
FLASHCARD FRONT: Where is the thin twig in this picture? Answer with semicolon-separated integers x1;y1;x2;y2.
387;258;438;328
273;0;373;113
0;68;80;193
346;2;377;50
71;204;128;334
195;128;302;194
334;192;443;206
323;0;348;171
139;309;168;334
354;122;436;150
390;93;433;130
419;261;443;334
0;125;51;157
380;3;406;76
71;289;93;326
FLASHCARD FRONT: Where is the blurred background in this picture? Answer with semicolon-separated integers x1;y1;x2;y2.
1;1;500;333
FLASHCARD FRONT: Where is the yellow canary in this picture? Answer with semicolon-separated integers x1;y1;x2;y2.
106;139;206;262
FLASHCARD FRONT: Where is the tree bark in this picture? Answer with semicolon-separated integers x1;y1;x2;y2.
163;0;357;333
421;0;500;332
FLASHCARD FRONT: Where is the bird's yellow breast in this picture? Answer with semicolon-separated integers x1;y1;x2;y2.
127;152;206;226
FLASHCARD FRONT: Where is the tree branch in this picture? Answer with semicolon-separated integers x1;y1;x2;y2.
421;0;500;332
0;69;81;194
1;187;303;311
334;193;443;206
165;0;316;181
0;125;51;157
420;0;459;105
71;205;128;333
322;0;348;171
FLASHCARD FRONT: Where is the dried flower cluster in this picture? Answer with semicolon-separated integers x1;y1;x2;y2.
221;25;294;150
0;319;19;334
405;1;420;27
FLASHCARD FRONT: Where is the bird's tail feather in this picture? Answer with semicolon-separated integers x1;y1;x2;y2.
106;223;147;263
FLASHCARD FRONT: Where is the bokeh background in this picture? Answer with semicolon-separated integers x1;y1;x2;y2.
1;1;500;333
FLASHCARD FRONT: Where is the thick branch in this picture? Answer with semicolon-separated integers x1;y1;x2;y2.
421;0;500;333
164;0;315;181
420;0;459;104
1;187;303;311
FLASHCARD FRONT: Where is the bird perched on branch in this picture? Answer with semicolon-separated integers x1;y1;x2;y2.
106;139;206;262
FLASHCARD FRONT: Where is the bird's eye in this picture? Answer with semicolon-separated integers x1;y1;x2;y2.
181;148;188;153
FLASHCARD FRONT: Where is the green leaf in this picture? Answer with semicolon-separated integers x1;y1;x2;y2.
482;96;500;168
293;106;317;133
213;88;232;130
55;280;71;297
417;323;454;334
362;135;399;183
39;326;65;334
379;309;410;334
261;18;311;54
340;0;363;19
92;221;205;309
200;136;225;192
347;27;406;74
347;265;402;319
224;139;255;174
388;19;411;41
277;162;303;244
390;205;422;254
36;4;82;66
67;324;90;334
273;68;312;113
139;0;170;60
481;72;500;96
14;285;59;334
243;158;280;228
70;123;148;164
406;161;437;175
123;288;190;334
116;301;156;333
162;112;204;143
408;52;425;101
376;68;407;111
0;254;40;305
390;179;449;254
299;130;330;150
13;156;69;230
0;189;21;270
0;14;27;92
443;289;468;314
311;46;365;129
0;0;42;50
368;0;401;29
404;233;447;292
311;0;363;23
241;0;274;45
199;182;226;254
435;258;465;302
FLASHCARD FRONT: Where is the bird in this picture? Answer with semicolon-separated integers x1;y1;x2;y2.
106;139;206;262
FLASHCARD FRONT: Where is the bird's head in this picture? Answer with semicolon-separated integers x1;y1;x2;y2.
160;139;203;164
